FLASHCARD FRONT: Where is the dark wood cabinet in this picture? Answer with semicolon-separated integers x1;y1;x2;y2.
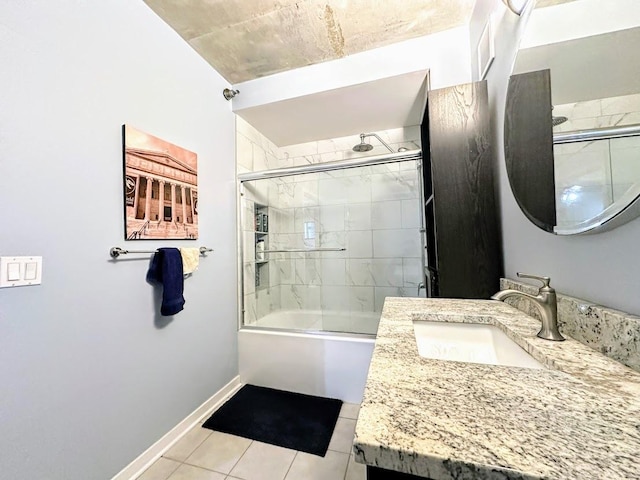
420;80;503;299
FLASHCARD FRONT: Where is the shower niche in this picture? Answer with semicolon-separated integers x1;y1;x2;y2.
254;203;269;289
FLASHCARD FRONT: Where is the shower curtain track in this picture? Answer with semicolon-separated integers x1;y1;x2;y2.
238;149;421;182
262;248;346;253
553;123;640;144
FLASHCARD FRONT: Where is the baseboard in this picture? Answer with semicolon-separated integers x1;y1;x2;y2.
111;375;242;480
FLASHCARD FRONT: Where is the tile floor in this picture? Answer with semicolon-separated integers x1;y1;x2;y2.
136;402;366;480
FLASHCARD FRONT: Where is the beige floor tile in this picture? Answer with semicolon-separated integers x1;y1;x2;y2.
166;464;226;480
345;454;366;480
229;441;296;480
284;450;349;480
164;426;212;462
184;431;251;474
136;457;181;480
339;403;360;420
328;417;357;454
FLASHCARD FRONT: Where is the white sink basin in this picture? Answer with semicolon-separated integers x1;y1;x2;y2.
412;321;545;369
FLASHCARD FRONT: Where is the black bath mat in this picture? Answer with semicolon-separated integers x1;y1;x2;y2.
202;384;342;457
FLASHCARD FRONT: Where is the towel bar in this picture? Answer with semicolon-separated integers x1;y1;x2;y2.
262;248;346;253
110;246;213;258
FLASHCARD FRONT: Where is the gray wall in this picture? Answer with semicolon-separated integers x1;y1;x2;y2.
485;2;640;316
0;2;237;479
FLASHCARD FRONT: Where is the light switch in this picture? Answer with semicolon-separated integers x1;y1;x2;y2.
25;262;37;281
7;263;20;281
0;256;42;288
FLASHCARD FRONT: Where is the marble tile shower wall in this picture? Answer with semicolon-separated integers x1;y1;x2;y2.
278;126;421;167
238;118;281;325
553;93;640;226
553;93;640;133
237;117;421;172
236;117;281;174
500;278;640;372
269;162;423;320
237;117;423;325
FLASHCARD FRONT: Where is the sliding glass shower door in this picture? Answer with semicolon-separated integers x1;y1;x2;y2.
239;156;424;335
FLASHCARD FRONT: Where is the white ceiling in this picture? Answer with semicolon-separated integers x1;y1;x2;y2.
141;0;474;147
238;69;429;146
141;0;604;147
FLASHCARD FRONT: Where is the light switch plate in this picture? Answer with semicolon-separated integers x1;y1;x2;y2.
0;256;42;288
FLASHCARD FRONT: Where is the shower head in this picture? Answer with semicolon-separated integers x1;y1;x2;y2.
353;133;395;153
552;116;568;127
353;134;374;152
353;143;374;152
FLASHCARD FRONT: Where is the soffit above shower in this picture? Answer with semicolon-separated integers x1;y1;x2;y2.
236;69;429;147
142;0;475;84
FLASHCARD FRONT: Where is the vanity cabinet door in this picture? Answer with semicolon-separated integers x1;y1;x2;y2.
420;80;503;299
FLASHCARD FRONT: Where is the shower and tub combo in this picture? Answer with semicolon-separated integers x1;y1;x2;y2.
237;133;425;402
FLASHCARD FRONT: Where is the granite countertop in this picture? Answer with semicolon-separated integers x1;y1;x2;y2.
353;297;640;480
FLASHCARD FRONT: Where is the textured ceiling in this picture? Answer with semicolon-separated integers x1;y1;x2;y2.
143;0;475;83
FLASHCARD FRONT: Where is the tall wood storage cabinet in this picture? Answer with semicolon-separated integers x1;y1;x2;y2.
420;80;503;299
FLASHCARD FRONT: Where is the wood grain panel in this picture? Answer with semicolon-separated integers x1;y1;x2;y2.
426;81;502;299
505;69;556;231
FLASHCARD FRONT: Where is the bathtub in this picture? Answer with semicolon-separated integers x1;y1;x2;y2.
239;310;378;403
252;309;380;335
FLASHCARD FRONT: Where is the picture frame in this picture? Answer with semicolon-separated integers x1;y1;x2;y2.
122;125;198;240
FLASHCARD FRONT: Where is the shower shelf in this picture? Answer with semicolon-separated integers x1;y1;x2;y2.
254;203;269;290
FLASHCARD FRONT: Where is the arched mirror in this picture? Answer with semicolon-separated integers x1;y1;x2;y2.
504;0;640;234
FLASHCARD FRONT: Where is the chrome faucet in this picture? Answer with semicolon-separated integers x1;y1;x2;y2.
491;273;565;341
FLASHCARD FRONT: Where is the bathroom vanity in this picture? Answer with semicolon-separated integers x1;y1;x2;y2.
353;297;640;479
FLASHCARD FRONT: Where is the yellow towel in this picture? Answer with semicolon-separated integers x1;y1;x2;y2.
180;247;200;275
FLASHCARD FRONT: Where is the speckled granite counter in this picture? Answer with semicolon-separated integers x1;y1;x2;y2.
500;278;640;372
353;297;640;480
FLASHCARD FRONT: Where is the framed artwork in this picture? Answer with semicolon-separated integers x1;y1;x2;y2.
122;125;198;240
478;18;495;80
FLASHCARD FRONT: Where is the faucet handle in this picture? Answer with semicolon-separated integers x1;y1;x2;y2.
517;272;551;289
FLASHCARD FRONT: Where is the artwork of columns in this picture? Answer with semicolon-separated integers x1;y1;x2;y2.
123;125;198;240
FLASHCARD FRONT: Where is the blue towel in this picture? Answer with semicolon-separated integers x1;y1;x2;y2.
147;248;185;316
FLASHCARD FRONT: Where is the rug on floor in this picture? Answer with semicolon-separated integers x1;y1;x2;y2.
202;384;343;457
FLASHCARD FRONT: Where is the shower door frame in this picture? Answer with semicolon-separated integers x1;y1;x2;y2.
237;149;426;334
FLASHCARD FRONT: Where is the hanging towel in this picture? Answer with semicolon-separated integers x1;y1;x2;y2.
147;248;185;316
180;247;200;275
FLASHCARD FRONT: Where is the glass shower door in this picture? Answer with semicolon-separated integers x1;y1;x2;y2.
240;159;423;335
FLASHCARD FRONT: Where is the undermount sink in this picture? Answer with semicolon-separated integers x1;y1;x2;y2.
412;321;545;369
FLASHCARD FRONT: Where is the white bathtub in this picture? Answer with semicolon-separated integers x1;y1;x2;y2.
239;310;378;403
253;309;380;335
